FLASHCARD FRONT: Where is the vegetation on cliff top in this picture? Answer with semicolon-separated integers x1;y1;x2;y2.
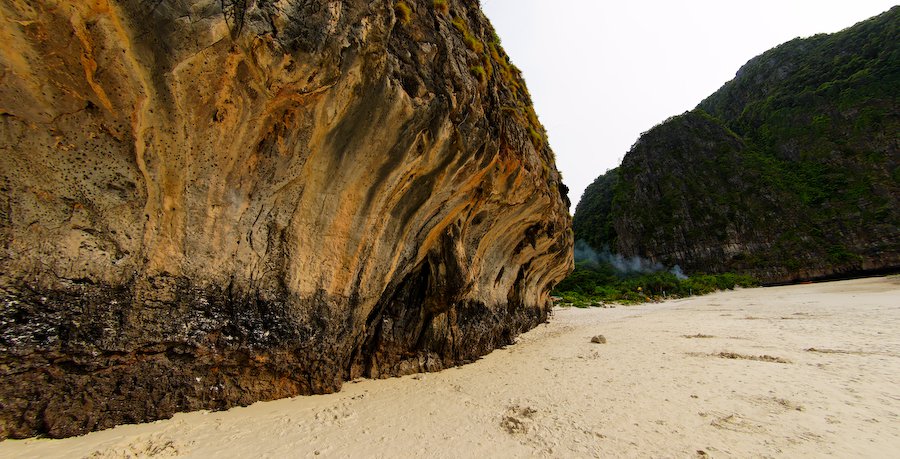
571;6;899;283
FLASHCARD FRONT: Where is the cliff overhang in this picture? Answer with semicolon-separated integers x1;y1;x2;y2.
0;0;573;438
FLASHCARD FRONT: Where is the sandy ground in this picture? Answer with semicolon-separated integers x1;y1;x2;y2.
1;276;899;458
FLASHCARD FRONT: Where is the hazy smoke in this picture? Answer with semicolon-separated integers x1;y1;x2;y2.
574;240;688;280
669;264;688;280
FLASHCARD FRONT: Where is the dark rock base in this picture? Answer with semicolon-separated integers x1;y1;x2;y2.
0;275;547;439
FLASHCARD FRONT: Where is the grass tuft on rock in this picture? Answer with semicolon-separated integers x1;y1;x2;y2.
395;1;412;25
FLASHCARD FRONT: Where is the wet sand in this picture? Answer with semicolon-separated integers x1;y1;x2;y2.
2;276;898;458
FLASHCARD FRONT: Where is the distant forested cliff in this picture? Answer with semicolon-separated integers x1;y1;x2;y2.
574;7;899;283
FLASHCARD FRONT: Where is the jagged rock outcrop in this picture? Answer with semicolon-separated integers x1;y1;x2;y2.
0;0;573;438
574;7;898;283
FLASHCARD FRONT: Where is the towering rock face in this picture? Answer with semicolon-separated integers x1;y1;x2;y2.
574;7;898;284
0;0;572;438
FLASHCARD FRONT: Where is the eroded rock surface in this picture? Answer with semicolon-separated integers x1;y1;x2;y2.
0;0;572;438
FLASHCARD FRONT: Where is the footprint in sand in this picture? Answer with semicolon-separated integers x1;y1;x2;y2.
577;350;602;360
746;395;805;412
690;351;792;364
499;405;559;455
708;412;767;434
85;434;188;458
500;405;538;435
315;403;356;426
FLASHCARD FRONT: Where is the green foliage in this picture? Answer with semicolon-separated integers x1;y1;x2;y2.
826;244;864;264
450;15;465;33
445;9;551;169
553;262;758;307
490;42;523;94
394;2;412;25
572;168;620;250
479;52;493;82
574;7;899;281
490;29;502;45
451;16;484;54
528;126;542;148
469;65;487;85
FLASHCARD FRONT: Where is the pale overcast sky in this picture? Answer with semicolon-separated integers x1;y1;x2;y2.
480;0;897;208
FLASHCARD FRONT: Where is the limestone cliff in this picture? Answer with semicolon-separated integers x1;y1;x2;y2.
573;7;898;284
0;0;573;438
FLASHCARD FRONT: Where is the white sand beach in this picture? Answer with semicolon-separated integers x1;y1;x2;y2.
2;276;898;458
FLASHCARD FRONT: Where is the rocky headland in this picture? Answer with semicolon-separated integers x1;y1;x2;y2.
574;7;898;284
0;0;572;438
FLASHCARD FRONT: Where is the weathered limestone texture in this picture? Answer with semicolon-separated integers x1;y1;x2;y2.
0;0;572;438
